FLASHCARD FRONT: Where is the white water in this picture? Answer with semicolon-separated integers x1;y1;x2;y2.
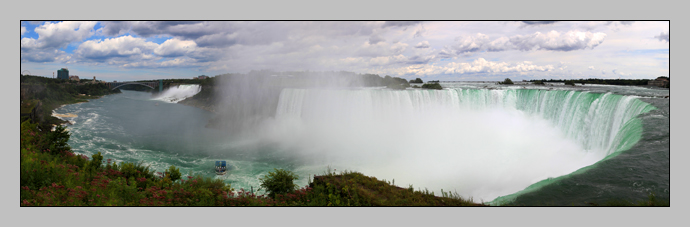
153;84;201;103
253;88;653;201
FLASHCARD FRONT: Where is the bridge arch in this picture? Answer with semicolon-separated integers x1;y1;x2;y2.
110;82;157;90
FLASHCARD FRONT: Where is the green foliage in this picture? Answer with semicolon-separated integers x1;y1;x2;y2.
499;78;514;85
533;80;545;85
410;78;424;83
259;168;299;198
384;75;410;90
166;165;182;182
564;81;575;86
20;75;120;129
421;83;443;90
43;125;71;155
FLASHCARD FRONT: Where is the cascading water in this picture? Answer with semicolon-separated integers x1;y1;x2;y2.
263;88;656;202
153;84;202;103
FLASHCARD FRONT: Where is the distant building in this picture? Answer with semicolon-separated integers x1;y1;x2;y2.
196;75;209;79
57;68;69;80
69;75;80;81
92;76;97;84
648;76;669;88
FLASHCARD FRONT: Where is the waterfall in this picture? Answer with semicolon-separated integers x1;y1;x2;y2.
265;88;656;201
153;84;201;103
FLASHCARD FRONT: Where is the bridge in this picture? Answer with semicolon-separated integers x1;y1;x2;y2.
107;80;163;92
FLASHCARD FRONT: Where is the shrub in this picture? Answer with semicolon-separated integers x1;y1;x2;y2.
410;78;423;83
499;78;514;85
259;168;299;198
166;165;182;182
564;81;575;86
421;83;443;90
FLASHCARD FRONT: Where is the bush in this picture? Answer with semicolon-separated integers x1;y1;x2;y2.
533;80;544;85
499;78;514;85
410;78;423;83
564;81;575;86
166;165;182;182
421;83;443;90
259;168;299;198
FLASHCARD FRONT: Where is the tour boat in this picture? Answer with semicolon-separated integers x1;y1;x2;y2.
215;161;227;175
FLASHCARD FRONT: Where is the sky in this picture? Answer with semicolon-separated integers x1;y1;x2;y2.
20;21;669;82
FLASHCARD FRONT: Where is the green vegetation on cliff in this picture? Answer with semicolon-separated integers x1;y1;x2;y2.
20;75;121;129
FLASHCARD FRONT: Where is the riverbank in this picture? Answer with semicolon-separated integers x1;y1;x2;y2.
20;75;121;129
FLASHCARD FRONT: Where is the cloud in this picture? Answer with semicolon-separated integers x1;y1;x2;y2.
74;35;159;62
368;34;386;45
588;66;595;70
655;31;669;42
612;69;629;76
382;21;421;28
154;38;198;57
521;21;558;26
415;41;430;48
100;21;206;38
393;58;554;76
443;33;490;55
356;41;407;57
21;21;97;50
510;30;607;51
21;49;71;63
21;26;26;36
195;33;238;48
440;30;607;56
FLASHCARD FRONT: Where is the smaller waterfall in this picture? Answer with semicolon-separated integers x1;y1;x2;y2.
153;85;201;103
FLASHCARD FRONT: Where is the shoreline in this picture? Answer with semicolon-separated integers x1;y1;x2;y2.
48;93;114;127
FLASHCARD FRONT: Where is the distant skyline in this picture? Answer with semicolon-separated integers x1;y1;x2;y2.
20;21;668;82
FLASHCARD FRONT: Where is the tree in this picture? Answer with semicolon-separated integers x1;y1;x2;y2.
499;78;514;85
259;168;299;198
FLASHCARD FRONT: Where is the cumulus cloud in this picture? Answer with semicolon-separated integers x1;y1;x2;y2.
195;33;239;48
588;66;595;70
415;41;430;48
368;34;386;45
21;49;71;63
356;41;407;57
382;21;421;28
154;38;198;57
655;31;669;42
440;30;606;57
100;21;206;38
21;26;27;36
394;58;554;76
521;21;558;26
612;69;629;76
21;21;97;50
510;30;606;51
74;36;159;62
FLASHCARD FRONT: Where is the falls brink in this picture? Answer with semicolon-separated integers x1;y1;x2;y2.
268;88;656;202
